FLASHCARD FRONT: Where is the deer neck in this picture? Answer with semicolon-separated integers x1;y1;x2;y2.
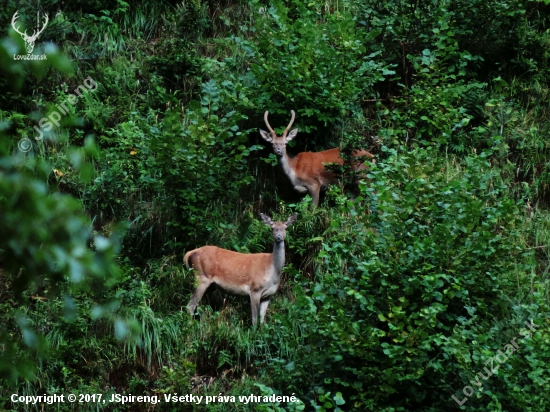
271;240;286;279
279;151;297;184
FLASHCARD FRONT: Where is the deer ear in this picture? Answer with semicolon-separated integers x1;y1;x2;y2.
286;128;298;142
259;129;273;142
260;213;274;226
285;213;298;227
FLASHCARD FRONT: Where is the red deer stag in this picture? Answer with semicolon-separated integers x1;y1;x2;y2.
185;213;297;326
260;110;375;206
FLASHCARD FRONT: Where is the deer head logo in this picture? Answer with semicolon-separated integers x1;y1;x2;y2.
11;11;49;54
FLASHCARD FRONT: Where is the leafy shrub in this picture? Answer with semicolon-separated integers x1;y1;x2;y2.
2;0;550;410
229;0;390;128
273;146;550;410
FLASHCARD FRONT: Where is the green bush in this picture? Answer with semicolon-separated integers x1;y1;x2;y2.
226;0;390;129
2;0;550;410
275;147;550;410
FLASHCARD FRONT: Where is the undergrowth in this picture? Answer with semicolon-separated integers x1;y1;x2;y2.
1;0;550;410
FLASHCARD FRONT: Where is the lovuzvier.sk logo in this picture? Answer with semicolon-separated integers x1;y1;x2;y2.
11;11;48;60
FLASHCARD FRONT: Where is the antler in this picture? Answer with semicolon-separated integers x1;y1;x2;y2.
283;110;296;136
264;110;296;137
31;13;49;40
264;111;276;137
11;11;28;38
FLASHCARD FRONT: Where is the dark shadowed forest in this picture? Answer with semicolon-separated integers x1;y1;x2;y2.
1;0;550;410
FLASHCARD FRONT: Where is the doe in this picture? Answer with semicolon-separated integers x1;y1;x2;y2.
260;110;375;206
185;213;297;326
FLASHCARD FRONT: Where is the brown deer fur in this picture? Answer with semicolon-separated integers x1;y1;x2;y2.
185;213;297;326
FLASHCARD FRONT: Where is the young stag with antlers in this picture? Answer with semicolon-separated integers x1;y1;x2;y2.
185;213;297;326
260;110;375;206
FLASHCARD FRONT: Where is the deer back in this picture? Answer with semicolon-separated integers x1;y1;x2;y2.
290;148;348;184
186;246;274;295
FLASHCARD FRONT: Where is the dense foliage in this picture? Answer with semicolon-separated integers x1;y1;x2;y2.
1;0;550;410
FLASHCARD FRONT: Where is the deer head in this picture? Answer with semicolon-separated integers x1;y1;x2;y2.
12;11;49;54
259;110;299;156
260;212;297;242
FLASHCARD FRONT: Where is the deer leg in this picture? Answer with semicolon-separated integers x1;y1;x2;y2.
352;159;370;184
308;184;321;207
250;293;261;326
187;279;211;315
259;298;271;324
